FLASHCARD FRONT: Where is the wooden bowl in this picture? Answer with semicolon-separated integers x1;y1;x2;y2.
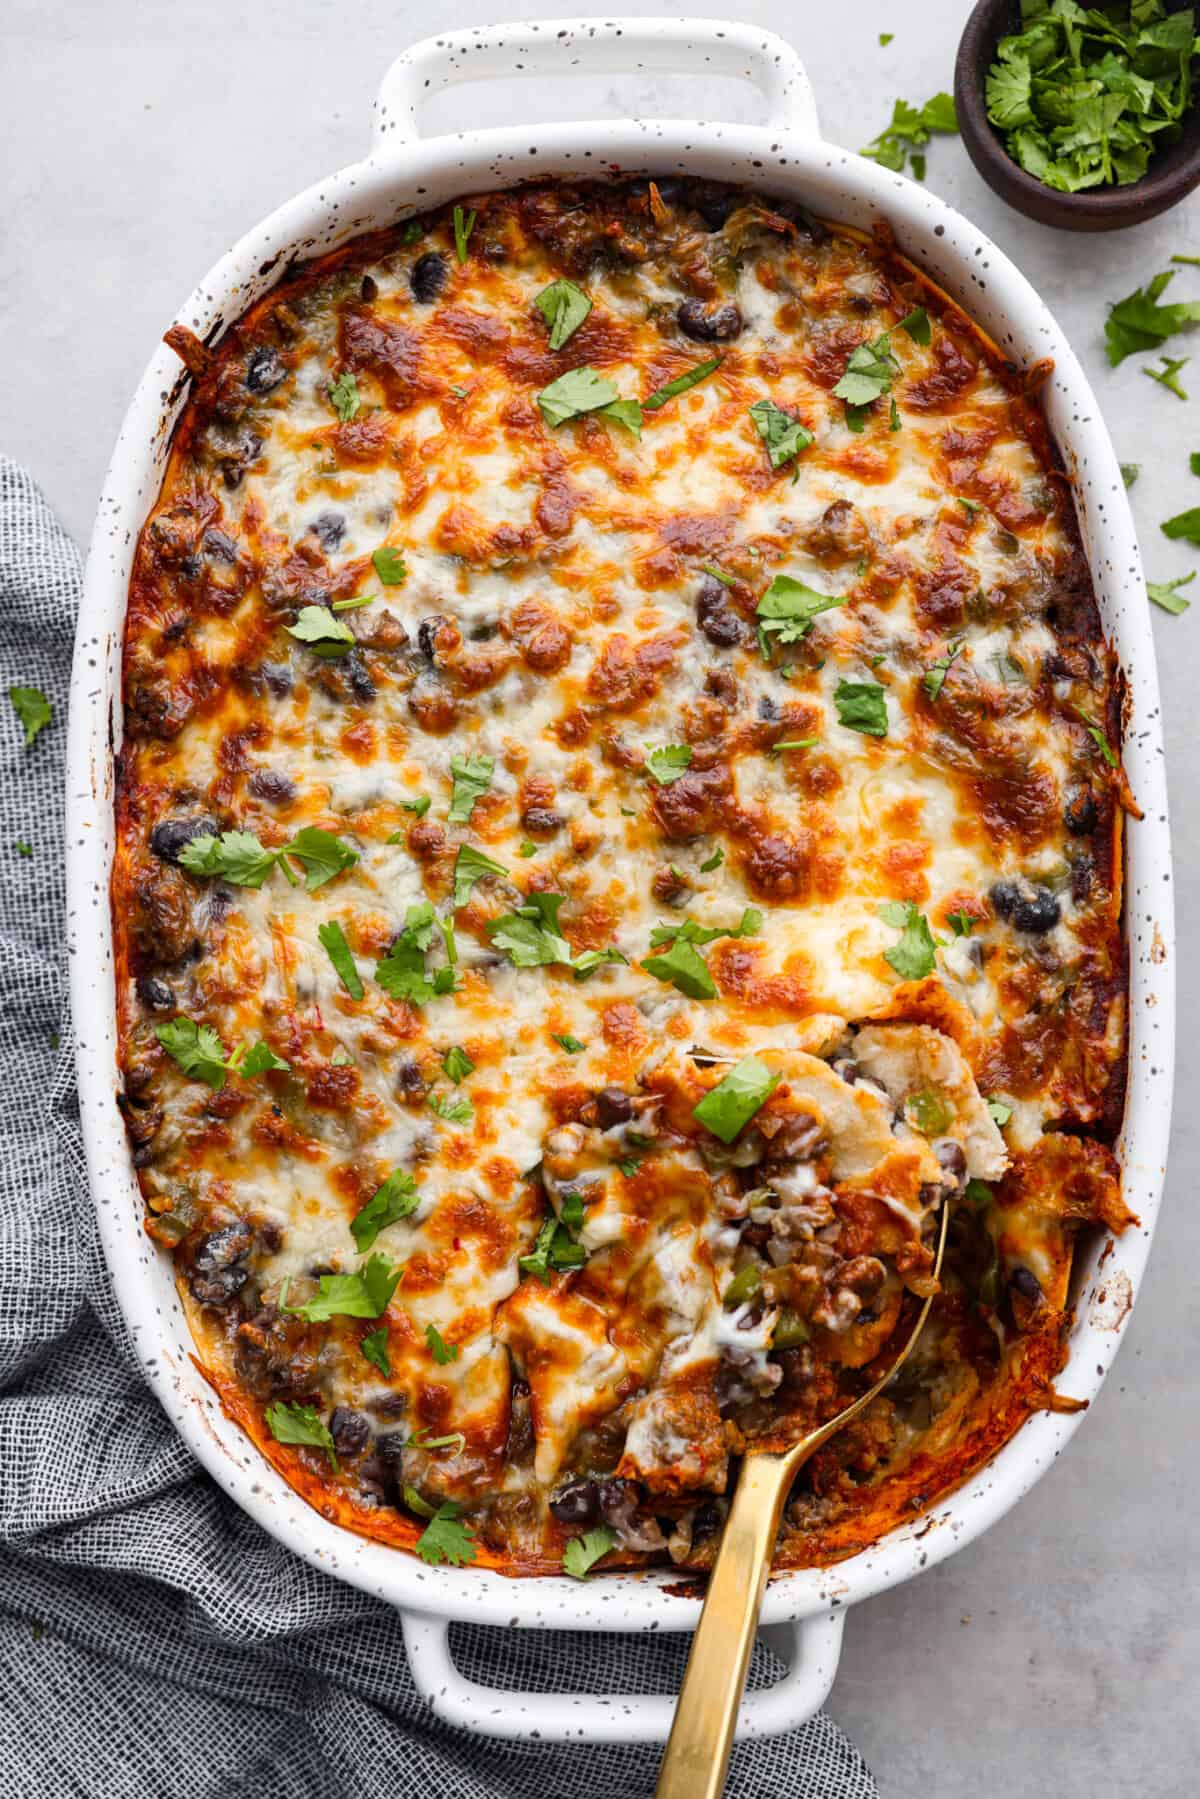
955;0;1200;231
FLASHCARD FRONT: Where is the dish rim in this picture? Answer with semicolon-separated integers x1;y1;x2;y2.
66;16;1174;1659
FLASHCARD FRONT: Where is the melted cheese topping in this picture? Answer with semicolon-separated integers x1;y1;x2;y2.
115;179;1127;1574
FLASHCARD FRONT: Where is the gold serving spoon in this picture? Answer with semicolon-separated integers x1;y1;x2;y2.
655;1199;951;1799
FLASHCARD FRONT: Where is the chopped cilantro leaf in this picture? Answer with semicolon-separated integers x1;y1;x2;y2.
448;753;494;825
1148;571;1194;613
280;826;359;892
9;686;50;748
453;205;476;264
286;605;356;657
552;1033;586;1054
644;356;722;411
1120;462;1140;487
429;1092;474;1126
987;1096;1013;1128
534;278;592;350
642;937;717;1001
897;306;931;345
443;1045;475;1083
645;744;693;785
351;1169;419;1251
426;1323;459;1365
563;1526;616;1579
155;1017;232;1089
1161;506;1200;543
375;902;456;1005
701;563;735;588
283;1254;402;1322
264;1401;338;1471
1145;354;1189;399
1073;706;1118;768
536;366;641;435
748;398;814;472
178;829;279;888
16;840;31;858
328;373;359;423
318;919;364;1000
415;1500;477;1566
756;575;846;647
360;1327;391;1376
946;910;975;937
880;899;938;981
452;842;507;908
693;1056;780;1143
397;795;431;818
861;93;958;178
372;545;407;585
834;680;889;737
923;640;963;702
700;847;724;872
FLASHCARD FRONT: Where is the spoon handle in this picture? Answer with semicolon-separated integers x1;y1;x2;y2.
654;1450;799;1799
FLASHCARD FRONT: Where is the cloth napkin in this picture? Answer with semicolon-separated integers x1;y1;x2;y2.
0;455;879;1799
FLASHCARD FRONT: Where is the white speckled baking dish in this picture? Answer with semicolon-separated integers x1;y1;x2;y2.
66;16;1175;1746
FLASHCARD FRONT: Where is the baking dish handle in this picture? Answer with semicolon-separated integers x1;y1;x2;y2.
371;17;820;151
399;1607;844;1744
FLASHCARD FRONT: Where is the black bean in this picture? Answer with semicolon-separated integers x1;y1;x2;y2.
248;769;297;805
376;1431;408;1470
691;183;741;231
696;575;746;648
246;347;286;394
594;1087;634;1129
180;554;201;578
136;975;174;1011
933;1139;967;1190
396;1058;427;1100
261;662;293;698
347;650;377;703
990;878;1060;935
1064;786;1098;835
410;252;448;303
1010;1266;1042;1303
310;511;346;552
203;528;238;564
597;1477;639;1530
549;1479;600;1526
189;1222;252;1308
330;1406;371;1458
417;614;454;661
677;299;743;342
521;806;565;835
757;694;780;722
188;1264;247;1306
150;815;218;866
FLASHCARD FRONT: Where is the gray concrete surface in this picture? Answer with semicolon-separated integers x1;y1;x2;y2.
3;1;1196;1793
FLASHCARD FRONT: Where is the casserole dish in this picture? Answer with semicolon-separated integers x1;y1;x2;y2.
66;16;1175;1744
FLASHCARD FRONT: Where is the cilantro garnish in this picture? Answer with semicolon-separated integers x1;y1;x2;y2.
700;847;724;872
834;333;900;429
770;738;818;754
880;900;938;981
415;1500;477;1567
1161;505;1200;542
519;1210;587;1282
534;278;592;350
425;1323;459;1365
155;1017;288;1090
397;796;431;818
1148;571;1194;613
443;1045;475;1083
897;306;931;345
834;679;889;737
1073;706;1119;768
448;753;494;825
285;827;361;892
989;7;1200;198
1145;354;1189;398
488;890;572;967
923;640;963;702
702;563;735;588
1121;462;1141;487
360;1327;391;1376
9;686;50;748
328;373;360;422
330;594;375;614
536;366;642;435
643;356;722;411
429;1092;474;1126
946;910;975;937
453;205;476;264
178;829;279;888
552;1033;586;1054
375;902;457;1005
748;398;813;473
563;1526;616;1580
644;744;693;785
264;1401;338;1471
318;919;363;1000
1106;270;1200;366
286;605;356;657
756;576;846;647
283;1254;402;1322
861;92;958;178
351;1169;420;1251
693;1056;780;1143
372;545;407;585
987;1096;1014;1128
642;937;717;1001
452;842;506;908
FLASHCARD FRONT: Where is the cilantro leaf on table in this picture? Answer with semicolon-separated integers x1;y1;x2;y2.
351;1169;420;1251
1144;354;1189;398
8;685;50;748
1147;571;1194;613
264;1402;338;1471
861;92;958;178
1161;505;1200;542
1105;272;1200;366
563;1526;616;1580
535;279;593;350
880;900;938;981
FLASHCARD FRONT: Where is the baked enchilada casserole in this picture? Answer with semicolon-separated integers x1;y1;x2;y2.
114;178;1133;1576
